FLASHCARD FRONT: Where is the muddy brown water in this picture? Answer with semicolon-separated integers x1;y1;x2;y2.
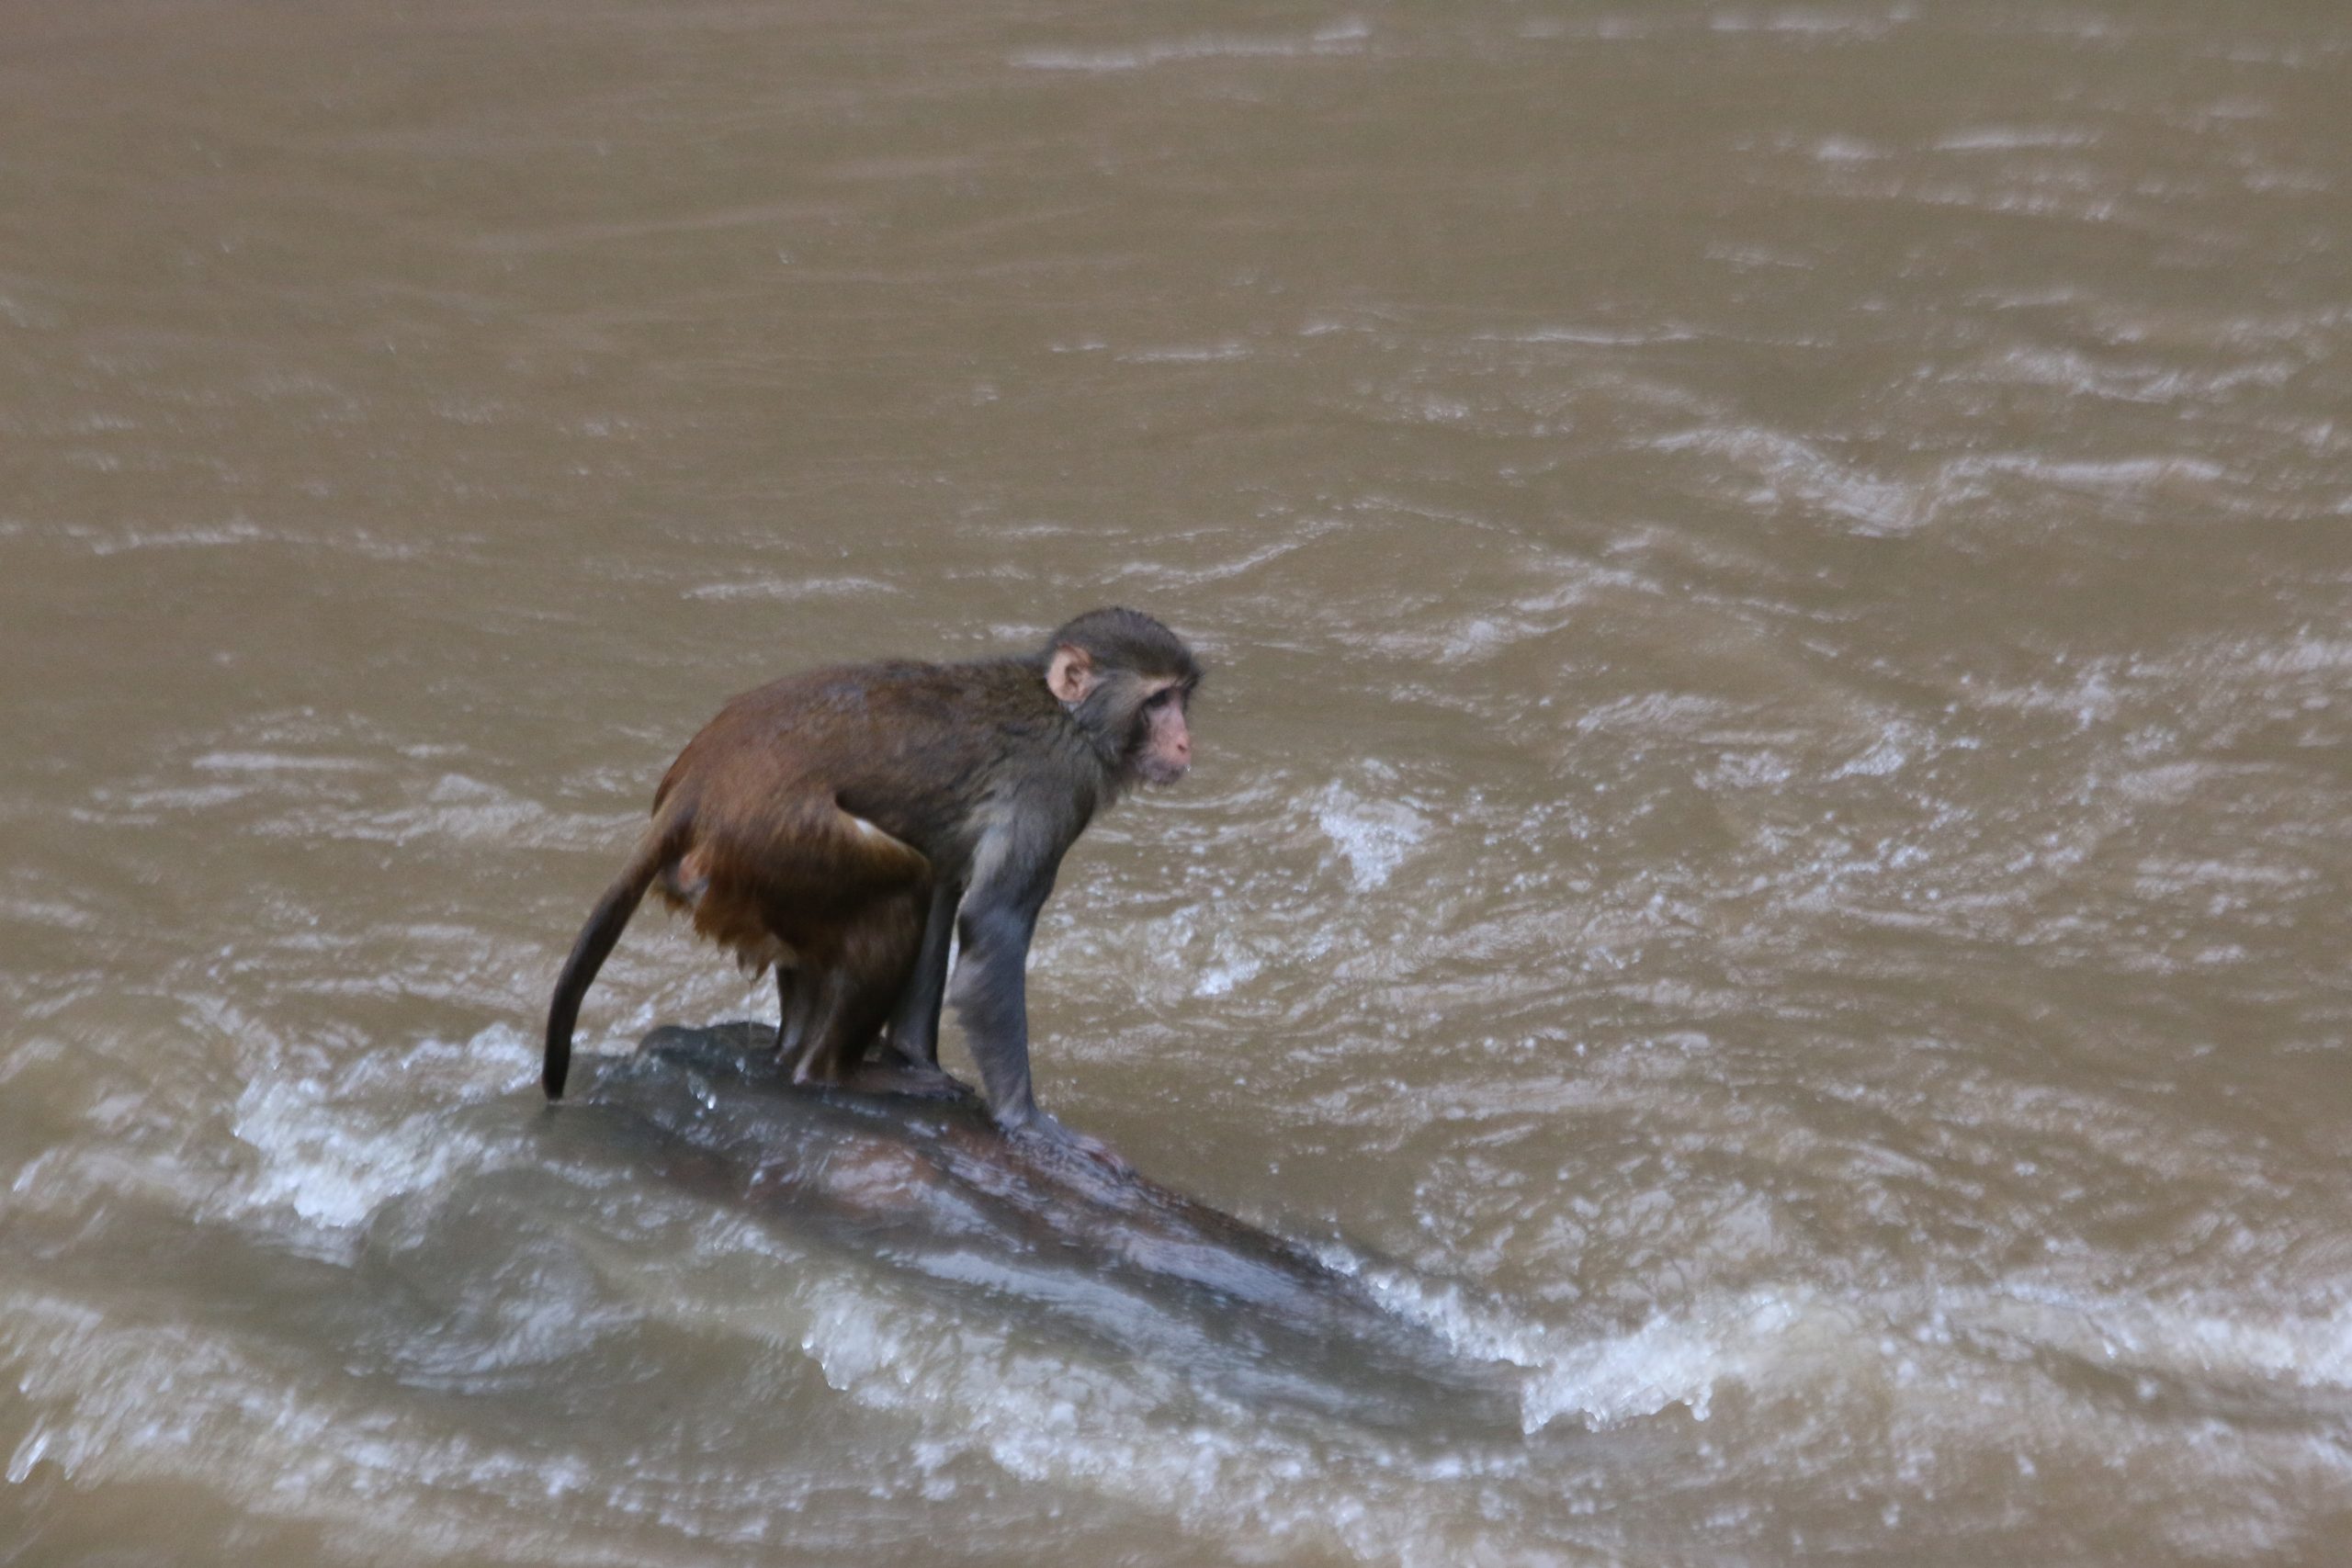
5;2;2351;1563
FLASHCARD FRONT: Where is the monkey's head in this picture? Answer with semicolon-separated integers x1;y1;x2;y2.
1045;608;1202;790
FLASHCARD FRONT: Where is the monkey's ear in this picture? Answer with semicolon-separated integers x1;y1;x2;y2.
1046;643;1096;705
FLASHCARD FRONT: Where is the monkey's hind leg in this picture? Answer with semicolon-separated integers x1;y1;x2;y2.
787;964;869;1087
775;964;819;1062
784;888;922;1089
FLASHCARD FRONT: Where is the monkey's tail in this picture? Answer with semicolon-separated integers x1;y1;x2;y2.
544;813;681;1100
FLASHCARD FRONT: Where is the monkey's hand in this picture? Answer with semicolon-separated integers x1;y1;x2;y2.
1003;1109;1132;1176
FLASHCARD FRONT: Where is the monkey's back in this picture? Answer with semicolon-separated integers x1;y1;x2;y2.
667;656;1046;812
651;656;1072;920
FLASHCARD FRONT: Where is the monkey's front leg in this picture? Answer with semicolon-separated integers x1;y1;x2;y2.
955;931;1128;1166
949;897;1128;1172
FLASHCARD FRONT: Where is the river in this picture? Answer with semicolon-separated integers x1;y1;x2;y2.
4;2;2350;1563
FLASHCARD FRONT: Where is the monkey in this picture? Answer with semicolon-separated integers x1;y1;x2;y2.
543;606;1202;1152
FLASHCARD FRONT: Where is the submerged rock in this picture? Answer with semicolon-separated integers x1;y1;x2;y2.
576;1021;1522;1431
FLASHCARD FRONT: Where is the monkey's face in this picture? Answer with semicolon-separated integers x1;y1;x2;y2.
1046;610;1202;789
1131;682;1193;786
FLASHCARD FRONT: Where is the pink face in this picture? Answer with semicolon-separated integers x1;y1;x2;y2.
1047;644;1195;786
1135;684;1193;785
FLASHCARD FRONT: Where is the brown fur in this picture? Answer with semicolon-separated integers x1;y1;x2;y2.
544;609;1201;1151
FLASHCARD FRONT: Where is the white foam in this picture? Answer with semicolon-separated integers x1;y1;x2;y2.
1487;322;1702;344
1708;6;1905;38
1831;729;1913;779
1814;135;1887;163
252;773;582;850
1313;781;1428;892
1346;1260;1839;1433
1647;423;1919;534
1117;340;1250;364
0;1291;616;1558
1012;20;1367;73
63;519;270;556
775;1271;1479;1563
683;575;898;603
1194;953;1262;998
1933;124;2100;152
191;751;370;773
1957;1287;2352;1393
2251;634;2352;676
223;1024;537;1231
1936;451;2230;502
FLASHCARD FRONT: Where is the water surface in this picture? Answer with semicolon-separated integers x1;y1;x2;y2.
5;2;2351;1562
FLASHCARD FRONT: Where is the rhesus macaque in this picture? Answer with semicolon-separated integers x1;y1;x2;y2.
544;607;1201;1150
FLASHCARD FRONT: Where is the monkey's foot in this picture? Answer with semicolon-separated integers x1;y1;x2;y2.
1007;1111;1132;1177
835;1059;971;1102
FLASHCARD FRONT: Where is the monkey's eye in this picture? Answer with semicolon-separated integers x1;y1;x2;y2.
1146;688;1180;712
